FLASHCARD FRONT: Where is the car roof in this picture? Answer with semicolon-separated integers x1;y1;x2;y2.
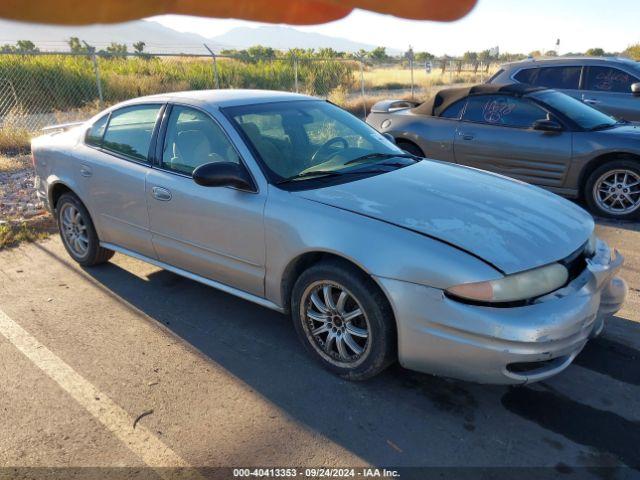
501;56;640;69
113;89;317;110
411;83;547;116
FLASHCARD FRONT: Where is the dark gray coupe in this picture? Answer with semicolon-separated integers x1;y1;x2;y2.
366;84;640;219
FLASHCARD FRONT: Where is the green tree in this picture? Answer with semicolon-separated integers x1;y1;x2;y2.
246;45;276;60
462;51;478;64
586;47;605;56
414;51;434;62
16;40;39;52
544;50;558;57
622;44;640;60
68;37;94;55
133;41;146;54
528;50;542;58
105;42;127;55
368;47;388;61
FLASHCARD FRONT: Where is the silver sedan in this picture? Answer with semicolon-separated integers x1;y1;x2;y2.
32;90;627;384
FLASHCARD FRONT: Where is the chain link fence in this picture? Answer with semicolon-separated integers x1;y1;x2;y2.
0;50;497;151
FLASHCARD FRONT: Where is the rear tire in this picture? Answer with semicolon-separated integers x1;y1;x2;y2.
56;193;114;266
397;140;424;158
584;160;640;220
291;260;396;380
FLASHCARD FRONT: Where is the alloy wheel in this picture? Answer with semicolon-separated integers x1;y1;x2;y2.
300;281;371;367
593;169;640;215
60;203;89;258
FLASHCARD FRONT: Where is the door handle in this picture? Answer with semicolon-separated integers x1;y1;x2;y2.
583;98;601;105
152;186;172;201
458;132;475;140
79;165;92;177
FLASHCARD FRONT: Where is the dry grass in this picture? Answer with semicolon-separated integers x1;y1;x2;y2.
0;154;31;173
0;126;31;155
363;67;496;91
0;215;56;250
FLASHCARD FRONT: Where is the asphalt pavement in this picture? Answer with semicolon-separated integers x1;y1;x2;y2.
0;219;639;479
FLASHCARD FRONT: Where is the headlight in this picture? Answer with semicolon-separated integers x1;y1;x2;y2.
446;263;569;303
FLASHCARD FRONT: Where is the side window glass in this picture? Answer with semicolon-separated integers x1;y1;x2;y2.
85;114;109;147
514;68;538;85
440;100;466;119
585;67;639;93
535;66;581;89
162;106;240;176
102;105;161;161
462;95;546;128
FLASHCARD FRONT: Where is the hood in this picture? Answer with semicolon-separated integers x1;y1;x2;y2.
598;123;640;137
294;161;594;274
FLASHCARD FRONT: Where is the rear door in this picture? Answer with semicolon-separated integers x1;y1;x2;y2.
145;104;267;297
453;94;572;189
581;66;640;120
79;103;163;258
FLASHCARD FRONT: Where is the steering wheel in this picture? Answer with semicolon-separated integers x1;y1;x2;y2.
311;137;348;163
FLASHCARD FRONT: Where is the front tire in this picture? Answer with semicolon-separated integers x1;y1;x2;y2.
585;160;640;220
291;260;396;380
57;193;114;266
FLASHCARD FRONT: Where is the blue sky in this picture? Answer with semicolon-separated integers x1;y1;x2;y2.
151;0;640;56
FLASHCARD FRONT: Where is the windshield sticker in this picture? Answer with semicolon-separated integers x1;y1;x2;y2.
482;98;515;123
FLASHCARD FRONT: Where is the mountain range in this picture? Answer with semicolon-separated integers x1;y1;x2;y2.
0;19;392;54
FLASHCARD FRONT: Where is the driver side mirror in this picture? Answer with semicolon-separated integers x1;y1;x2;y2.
533;119;563;133
193;162;255;191
632;82;640;96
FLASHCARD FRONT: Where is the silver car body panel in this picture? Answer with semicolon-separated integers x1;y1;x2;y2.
32;89;627;384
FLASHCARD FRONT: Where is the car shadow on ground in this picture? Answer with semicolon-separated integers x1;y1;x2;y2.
68;253;640;475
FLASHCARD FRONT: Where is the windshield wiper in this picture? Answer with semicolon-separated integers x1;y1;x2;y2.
276;166;392;185
589;122;616;131
343;152;418;166
276;170;344;184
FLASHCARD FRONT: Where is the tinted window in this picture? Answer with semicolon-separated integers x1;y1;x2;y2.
533;90;616;130
515;66;581;89
440;100;466;119
535;67;581;89
85;114;109;147
162;106;240;176
514;68;538;84
584;66;640;93
462;95;547;128
102;105;161;161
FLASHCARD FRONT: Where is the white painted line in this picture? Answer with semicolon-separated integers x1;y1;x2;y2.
0;308;201;478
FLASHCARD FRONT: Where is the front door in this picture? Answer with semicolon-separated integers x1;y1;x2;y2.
581;66;640;121
453;94;572;189
145;104;266;297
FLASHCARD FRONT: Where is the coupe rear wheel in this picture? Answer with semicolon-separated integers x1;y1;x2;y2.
585;160;640;220
291;261;396;380
57;193;114;266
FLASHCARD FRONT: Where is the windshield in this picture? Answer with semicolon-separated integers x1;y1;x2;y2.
532;90;617;130
224;100;406;182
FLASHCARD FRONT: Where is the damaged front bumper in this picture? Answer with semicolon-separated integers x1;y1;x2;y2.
376;239;627;384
